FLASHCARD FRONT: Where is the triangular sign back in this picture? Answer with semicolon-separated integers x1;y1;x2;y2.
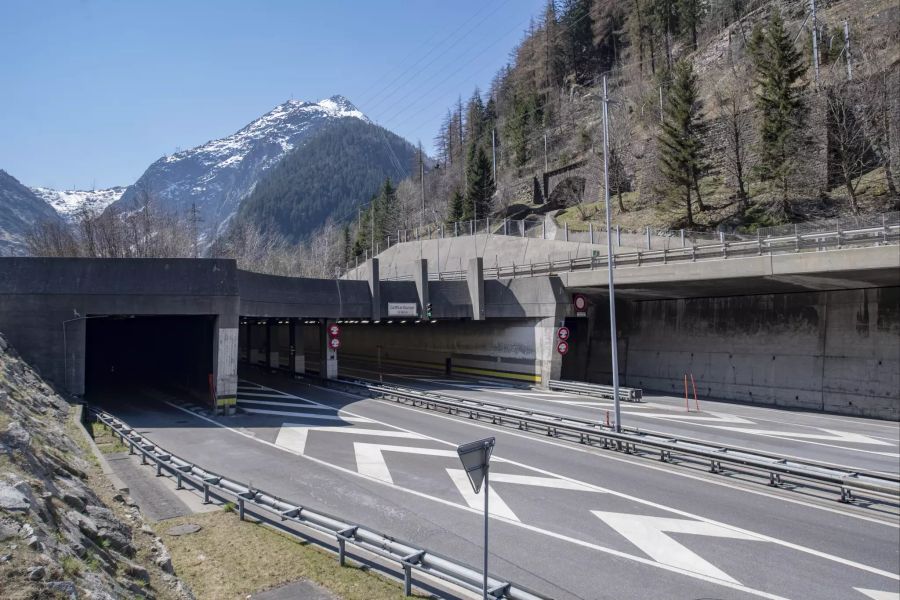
456;437;495;494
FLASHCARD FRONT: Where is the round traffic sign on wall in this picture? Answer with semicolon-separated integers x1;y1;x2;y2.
328;324;341;338
573;294;588;312
557;340;569;355
329;337;342;350
557;326;570;341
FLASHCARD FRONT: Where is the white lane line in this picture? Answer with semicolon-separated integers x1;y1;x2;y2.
237;399;334;411
715;426;893;447
241;408;373;422
374;396;900;529
167;400;793;600
275;425;424;455
447;468;520;521
238;391;303;399
593;511;760;584
633;411;756;424
236;381;900;581
855;588;900;600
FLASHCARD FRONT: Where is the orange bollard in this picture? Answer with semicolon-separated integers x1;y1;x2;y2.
683;374;690;412
690;373;700;412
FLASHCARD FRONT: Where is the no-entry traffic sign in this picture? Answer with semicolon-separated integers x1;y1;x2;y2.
573;294;588;312
328;324;341;338
557;340;569;355
557;326;570;341
329;337;341;350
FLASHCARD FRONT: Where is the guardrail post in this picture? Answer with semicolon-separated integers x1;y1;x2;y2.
836;222;842;248
128;440;134;455
238;498;245;520
882;213;888;244
645;226;651;249
637;251;642;266
719;231;725;244
616;225;620;247
795;224;800;252
520;220;525;237
589;222;594;244
564;222;569;241
680;229;685;247
757;231;762;255
176;472;183;490
403;563;412;596
691;244;696;262
203;483;210;504
155;458;162;477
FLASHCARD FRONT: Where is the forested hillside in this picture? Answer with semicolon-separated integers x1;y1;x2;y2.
236;118;417;242
340;0;898;262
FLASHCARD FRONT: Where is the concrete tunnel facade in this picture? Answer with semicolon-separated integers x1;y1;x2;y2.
1;254;897;419
0;257;568;414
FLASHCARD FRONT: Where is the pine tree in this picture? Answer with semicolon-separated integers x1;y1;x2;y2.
658;59;706;227
464;144;496;222
447;188;465;224
750;9;807;216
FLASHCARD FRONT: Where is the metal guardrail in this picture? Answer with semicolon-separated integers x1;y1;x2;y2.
90;408;550;600
377;214;900;282
336;379;900;505
547;379;642;401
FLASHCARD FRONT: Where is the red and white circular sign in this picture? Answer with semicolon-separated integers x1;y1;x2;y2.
556;340;569;355
329;337;342;350
328;324;341;338
573;294;588;311
557;326;570;341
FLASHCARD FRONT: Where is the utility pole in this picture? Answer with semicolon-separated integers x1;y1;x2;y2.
843;20;852;80
659;86;664;124
543;132;548;172
491;128;497;183
601;76;622;432
370;203;375;257
420;156;426;231
811;0;820;88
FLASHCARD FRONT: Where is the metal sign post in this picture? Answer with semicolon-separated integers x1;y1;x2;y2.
456;437;495;600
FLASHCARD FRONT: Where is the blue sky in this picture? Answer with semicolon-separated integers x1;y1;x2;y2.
1;0;543;190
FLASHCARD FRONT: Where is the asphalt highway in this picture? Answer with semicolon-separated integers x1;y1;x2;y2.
97;367;900;600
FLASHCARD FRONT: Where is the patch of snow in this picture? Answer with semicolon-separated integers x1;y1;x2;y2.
32;187;127;221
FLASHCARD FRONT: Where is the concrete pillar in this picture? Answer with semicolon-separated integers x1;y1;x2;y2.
413;259;429;319
320;320;338;379
213;315;238;415
467;257;485;321
63;317;87;396
535;316;564;388
368;258;381;321
290;319;305;375
266;319;279;370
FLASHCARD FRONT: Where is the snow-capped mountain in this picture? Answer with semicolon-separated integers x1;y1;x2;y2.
32;187;127;221
109;95;370;239
0;170;62;256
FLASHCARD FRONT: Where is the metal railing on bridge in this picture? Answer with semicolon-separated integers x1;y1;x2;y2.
373;211;899;282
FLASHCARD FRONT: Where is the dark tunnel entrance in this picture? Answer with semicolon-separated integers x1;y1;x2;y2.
85;315;214;401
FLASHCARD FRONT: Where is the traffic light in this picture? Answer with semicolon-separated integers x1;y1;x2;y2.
426;302;433;319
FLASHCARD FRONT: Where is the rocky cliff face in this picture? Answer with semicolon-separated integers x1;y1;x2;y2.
0;170;61;256
0;334;192;600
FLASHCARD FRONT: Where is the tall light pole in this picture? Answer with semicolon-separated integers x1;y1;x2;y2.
601;76;622;432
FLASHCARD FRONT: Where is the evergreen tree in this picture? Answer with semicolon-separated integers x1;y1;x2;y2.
447;188;465;224
677;0;703;50
658;59;706;227
463;144;496;221
750;9;807;215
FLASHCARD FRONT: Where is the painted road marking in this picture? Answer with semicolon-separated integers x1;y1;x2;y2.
169;395;897;600
352;443;485;484
275;425;425;455
240;407;373;422
634;411;755;424
855;589;900;600
236;399;334;410
447;468;519;521
592;511;761;583
715;426;893;447
237;391;303;399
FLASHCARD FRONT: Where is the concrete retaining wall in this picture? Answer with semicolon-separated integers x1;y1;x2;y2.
576;288;900;419
338;319;563;384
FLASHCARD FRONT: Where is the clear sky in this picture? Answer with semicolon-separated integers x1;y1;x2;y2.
1;0;543;190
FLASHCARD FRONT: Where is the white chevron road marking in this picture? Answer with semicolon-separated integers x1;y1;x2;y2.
855;589;900;600
592;511;762;584
275;424;425;455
